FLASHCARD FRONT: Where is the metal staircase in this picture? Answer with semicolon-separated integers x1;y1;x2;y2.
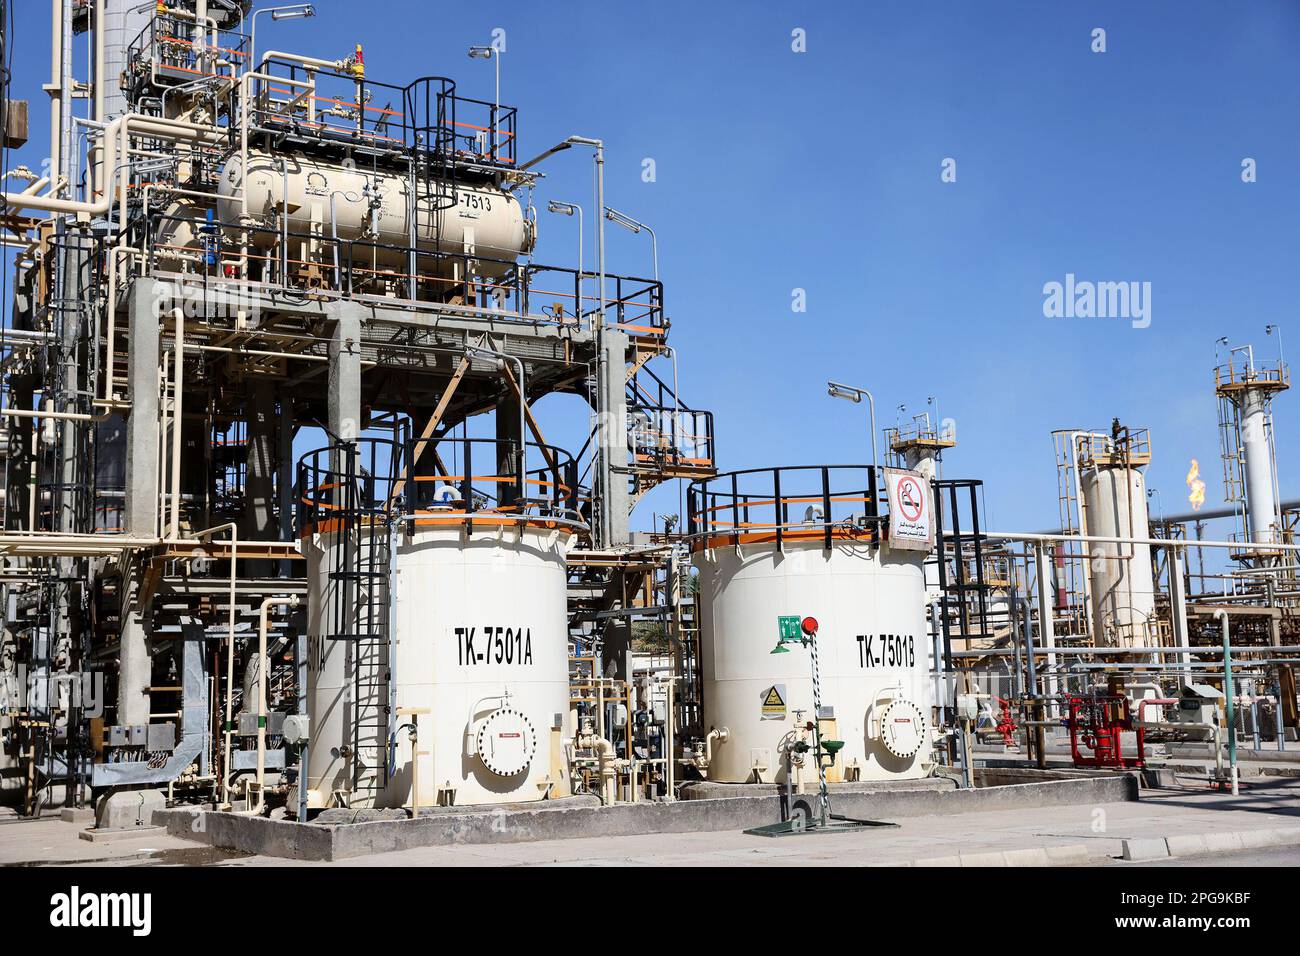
625;365;716;503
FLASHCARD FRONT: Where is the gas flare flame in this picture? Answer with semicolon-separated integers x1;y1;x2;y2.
1186;458;1206;511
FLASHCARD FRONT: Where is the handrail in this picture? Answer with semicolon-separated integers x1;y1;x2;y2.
688;464;883;552
296;437;584;537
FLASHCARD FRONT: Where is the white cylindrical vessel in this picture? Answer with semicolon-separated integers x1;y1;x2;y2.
695;539;934;784
1081;465;1155;647
304;522;573;808
1240;388;1279;545
217;151;533;278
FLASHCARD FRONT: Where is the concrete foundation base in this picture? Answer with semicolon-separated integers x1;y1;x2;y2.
96;788;166;830
59;806;95;824
78;825;165;843
154;770;1138;862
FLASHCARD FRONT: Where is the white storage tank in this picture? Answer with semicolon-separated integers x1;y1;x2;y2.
299;439;577;809
216;150;533;279
689;466;935;785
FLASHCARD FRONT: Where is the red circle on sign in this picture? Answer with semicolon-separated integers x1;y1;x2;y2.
898;476;925;522
801;616;819;635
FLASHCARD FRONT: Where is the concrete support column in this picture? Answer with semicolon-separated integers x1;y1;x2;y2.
496;394;522;509
596;329;630;549
328;303;362;452
117;280;163;727
278;396;295;576
243;379;278;541
123;281;161;536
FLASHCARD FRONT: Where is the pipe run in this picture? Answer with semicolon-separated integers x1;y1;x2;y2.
1214;609;1239;796
244;594;301;815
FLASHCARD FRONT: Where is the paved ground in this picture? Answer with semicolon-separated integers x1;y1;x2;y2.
2;774;1297;867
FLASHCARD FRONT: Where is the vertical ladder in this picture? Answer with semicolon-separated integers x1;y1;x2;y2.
324;445;392;805
349;526;390;802
1217;393;1245;509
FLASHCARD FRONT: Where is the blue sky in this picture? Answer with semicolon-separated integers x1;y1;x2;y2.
7;0;1300;534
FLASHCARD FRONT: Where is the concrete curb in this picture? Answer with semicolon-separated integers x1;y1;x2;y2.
1123;825;1300;863
912;844;1097;867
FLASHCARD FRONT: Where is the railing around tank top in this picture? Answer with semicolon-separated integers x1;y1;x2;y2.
686;465;882;552
296;436;586;538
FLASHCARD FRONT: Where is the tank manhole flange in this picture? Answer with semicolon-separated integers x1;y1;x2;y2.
879;699;927;759
475;708;537;777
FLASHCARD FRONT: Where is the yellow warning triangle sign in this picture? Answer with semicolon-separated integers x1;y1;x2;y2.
763;686;785;707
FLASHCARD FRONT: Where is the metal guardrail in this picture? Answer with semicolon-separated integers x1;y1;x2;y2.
687;464;881;551
297;436;583;535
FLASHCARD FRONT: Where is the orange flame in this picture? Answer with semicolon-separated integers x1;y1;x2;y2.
1186;458;1206;511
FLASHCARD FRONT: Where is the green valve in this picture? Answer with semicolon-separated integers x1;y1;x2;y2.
258;716;267;729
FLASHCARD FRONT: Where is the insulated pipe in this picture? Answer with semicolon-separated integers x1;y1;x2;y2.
49;0;63;187
247;595;300;815
0;407;111;422
984;528;1300;554
91;0;106;192
0;329;53;341
169;308;184;540
1133;709;1224;779
466;344;527;492
258;50;344;73
576;732;618;804
2;114;225;214
663;678;675;800
702;726;729;773
189;522;240;808
237;71;314;217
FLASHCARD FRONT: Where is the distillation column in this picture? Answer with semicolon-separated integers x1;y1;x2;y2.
1216;350;1288;550
1074;425;1156;649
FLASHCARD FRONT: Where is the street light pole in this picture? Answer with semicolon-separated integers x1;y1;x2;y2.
827;380;878;475
546;200;583;297
249;4;316;76
1267;323;1285;371
604;206;658;283
468;45;503;158
514;136;605;325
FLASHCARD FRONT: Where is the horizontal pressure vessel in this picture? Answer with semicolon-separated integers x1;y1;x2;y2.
216;151;532;278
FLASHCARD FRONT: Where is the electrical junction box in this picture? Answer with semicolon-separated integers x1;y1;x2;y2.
238;712;286;736
282;714;310;744
3;100;28;149
146;722;176;752
955;694;980;720
1175;683;1223;727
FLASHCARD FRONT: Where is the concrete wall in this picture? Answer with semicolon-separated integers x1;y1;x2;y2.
155;772;1138;862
